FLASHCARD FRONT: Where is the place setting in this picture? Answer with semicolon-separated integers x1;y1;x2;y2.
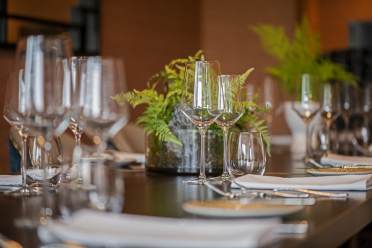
0;3;372;248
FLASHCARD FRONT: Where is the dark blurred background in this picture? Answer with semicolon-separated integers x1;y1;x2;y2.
0;0;372;172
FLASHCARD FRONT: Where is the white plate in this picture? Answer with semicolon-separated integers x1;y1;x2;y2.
183;200;303;217
307;168;372;176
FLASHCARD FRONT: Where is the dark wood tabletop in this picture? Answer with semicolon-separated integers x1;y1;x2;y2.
1;147;372;248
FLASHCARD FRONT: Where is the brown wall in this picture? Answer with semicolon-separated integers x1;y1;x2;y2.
101;0;201;120
0;51;15;173
201;0;299;134
305;0;372;52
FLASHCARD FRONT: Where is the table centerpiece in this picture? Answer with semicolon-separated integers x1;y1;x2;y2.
114;51;269;174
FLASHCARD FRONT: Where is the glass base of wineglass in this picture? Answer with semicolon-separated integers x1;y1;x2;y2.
207;172;231;184
14;208;53;229
5;185;42;197
183;176;208;185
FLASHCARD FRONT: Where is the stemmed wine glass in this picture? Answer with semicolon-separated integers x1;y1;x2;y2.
69;56;87;147
3;67;37;196
17;34;72;225
292;74;320;160
340;84;358;154
213;74;245;182
81;57;129;155
180;60;220;185
320;83;340;154
351;84;372;155
22;34;72;186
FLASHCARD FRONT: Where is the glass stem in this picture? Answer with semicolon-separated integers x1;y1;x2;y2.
97;138;107;155
41;131;53;223
222;126;230;178
305;121;311;159
198;127;207;182
74;131;82;147
324;121;331;154
20;134;28;188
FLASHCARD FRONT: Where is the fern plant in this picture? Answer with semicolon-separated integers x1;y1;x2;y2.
113;51;270;153
252;18;356;95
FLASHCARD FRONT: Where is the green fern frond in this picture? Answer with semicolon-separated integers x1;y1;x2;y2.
253;17;357;94
113;50;269;152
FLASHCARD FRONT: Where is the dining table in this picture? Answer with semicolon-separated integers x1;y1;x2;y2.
1;145;372;248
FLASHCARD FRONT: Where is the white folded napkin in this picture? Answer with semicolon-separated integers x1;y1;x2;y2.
321;153;372;167
0;175;21;186
110;151;145;164
38;210;279;248
234;174;372;191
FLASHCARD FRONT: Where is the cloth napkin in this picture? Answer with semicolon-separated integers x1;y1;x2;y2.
234;174;372;191
38;210;279;248
110;151;145;164
0;175;21;186
321;153;372;167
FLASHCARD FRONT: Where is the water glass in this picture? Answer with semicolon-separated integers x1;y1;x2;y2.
60;161;124;218
27;136;65;188
228;131;266;177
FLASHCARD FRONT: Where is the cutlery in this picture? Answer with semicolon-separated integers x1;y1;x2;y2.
204;181;309;199
231;179;309;198
239;197;316;206
275;188;348;198
307;158;372;169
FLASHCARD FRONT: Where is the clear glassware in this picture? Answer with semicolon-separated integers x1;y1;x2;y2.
228;131;266;177
213;75;245;182
3;68;37;196
27;135;64;187
14;34;73;225
292;74;320;160
81;57;129;155
340;84;358;154
351;84;372;156
69;56;88;147
180;60;220;185
319;83;341;154
264;77;274;131
20;34;72;182
59;160;124;218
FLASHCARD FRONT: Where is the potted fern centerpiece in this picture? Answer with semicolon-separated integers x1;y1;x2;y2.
253;18;356;152
114;51;269;174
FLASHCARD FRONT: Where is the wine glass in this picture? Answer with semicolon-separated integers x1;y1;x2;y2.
351;84;372;155
21;34;72;183
69;56;87;146
81;57;129;155
213;74;245;182
3;67;38;196
292;74;320;160
17;34;72;225
340;84;358;154
228;131;266;178
59;160;124;219
320;83;341;154
180;60;220;185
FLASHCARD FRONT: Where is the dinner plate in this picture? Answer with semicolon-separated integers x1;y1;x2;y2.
307;168;372;176
182;200;303;217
